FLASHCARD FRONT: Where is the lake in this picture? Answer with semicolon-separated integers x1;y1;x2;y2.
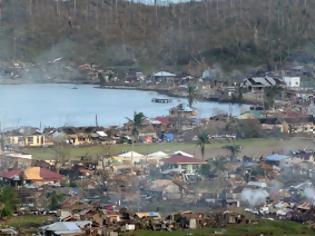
0;84;249;128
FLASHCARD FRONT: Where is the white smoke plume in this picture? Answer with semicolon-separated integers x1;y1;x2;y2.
304;187;315;205
241;188;269;206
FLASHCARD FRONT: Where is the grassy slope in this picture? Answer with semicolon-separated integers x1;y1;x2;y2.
131;220;315;236
0;215;50;236
0;215;48;229
23;137;315;160
23;138;274;160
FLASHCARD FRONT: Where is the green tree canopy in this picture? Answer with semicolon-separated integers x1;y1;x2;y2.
127;112;146;142
49;191;65;211
0;187;19;218
264;86;282;109
98;72;105;87
223;145;241;161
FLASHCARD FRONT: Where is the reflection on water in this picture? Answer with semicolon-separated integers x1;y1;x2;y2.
0;84;249;128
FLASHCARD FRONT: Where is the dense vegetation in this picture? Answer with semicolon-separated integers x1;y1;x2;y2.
0;187;19;218
2;0;315;74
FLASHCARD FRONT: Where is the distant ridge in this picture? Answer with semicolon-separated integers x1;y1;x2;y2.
0;0;314;74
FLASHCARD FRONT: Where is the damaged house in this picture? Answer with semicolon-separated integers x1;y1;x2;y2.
241;76;285;91
160;154;206;175
38;221;92;236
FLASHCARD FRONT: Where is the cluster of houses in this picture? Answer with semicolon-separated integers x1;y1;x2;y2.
3;146;315;235
4;60;315;234
2;102;202;149
238;108;315;135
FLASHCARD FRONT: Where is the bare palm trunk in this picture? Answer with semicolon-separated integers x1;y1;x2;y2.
201;144;205;161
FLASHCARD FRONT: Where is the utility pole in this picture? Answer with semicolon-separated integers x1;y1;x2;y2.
228;103;232;117
0;122;3;154
0;0;3;22
262;88;266;112
95;114;99;127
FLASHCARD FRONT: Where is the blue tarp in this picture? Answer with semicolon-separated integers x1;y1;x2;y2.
148;212;160;217
265;154;289;162
163;132;174;142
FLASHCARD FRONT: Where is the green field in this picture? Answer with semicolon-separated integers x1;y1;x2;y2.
126;220;315;236
23;139;283;160
23;137;315;161
0;215;48;229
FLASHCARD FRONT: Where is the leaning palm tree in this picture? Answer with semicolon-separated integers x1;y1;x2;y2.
188;85;197;108
197;132;209;160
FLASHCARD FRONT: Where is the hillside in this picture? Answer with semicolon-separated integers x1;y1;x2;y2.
1;0;315;75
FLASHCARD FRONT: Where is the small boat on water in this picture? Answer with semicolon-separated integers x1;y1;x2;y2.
151;98;172;103
71;86;78;89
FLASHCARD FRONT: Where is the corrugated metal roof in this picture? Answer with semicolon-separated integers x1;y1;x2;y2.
153;71;176;77
41;221;91;234
118;151;144;158
162;154;205;164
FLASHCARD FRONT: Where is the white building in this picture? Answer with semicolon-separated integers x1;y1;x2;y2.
240;76;285;90
282;76;300;88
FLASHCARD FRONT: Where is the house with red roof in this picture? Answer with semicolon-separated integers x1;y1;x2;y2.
24;167;63;186
160;154;206;175
0;169;23;185
0;167;63;186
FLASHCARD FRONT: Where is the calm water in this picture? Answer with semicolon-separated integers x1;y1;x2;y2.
0;84;249;128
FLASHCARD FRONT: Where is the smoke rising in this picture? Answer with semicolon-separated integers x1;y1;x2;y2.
304;187;315;205
241;188;269;206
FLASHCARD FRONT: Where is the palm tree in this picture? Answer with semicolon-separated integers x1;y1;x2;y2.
197;132;209;160
223;145;241;161
126;112;145;165
52;133;69;173
98;72;105;87
127;112;145;143
188;85;197;108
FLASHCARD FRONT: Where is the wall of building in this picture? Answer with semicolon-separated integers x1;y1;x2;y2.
283;76;300;88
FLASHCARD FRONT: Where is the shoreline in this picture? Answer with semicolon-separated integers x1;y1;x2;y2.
0;80;253;105
96;85;252;105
